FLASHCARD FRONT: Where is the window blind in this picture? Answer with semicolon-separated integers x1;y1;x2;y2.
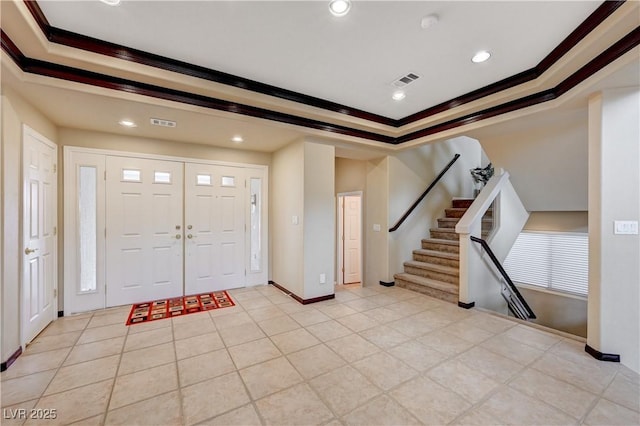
504;232;588;296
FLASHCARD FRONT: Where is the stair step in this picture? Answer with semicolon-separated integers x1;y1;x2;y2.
451;199;474;208
421;238;459;253
430;227;459;241
444;208;467;218
437;217;493;229
403;260;458;284
412;249;459;268
394;273;458;303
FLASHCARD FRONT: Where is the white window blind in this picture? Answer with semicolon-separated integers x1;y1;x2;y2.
504;232;588;296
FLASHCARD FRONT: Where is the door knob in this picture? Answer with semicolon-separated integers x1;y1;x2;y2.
187;225;193;230
25;247;38;255
175;234;182;240
187;234;194;239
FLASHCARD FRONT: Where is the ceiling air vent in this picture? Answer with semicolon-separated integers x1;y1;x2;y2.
392;72;420;88
150;118;177;128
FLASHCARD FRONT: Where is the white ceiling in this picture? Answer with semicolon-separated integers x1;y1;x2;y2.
37;0;602;120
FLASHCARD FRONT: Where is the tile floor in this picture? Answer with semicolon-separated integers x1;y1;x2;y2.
1;284;638;425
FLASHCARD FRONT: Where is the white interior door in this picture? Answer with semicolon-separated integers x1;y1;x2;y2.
106;156;184;306
185;163;245;294
22;126;57;344
343;195;362;284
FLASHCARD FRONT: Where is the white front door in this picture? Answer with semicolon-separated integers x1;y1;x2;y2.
22;126;57;344
105;156;184;307
185;163;245;294
343;195;362;284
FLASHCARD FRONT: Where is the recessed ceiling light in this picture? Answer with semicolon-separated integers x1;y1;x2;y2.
421;14;439;29
329;0;351;17
472;50;491;63
392;90;406;101
100;0;121;6
119;119;137;128
231;135;244;143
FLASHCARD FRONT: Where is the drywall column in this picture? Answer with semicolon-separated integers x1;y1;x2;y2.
587;89;640;373
364;157;389;286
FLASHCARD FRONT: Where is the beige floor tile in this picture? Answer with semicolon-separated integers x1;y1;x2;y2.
385;301;425;316
453;406;504;425
174;331;224;360
480;333;545;364
386;315;436;338
502;324;562;351
346;287;380;297
208;304;245;320
123;326;173;352
325;334;379;363
316;303;358;319
25;379;112;425
255;383;333;426
270;328;320;354
359;325;410;350
362;307;406;323
456;346;524;383
230;288;262;300
77;324;127;345
93;306;131;317
109;363;178;410
336;313;379;332
417;328;475;356
181;372;250;426
87;311;128;329
1;370;56;406
333;289;361;302
352;352;417;390
286;344;345;379
118;341;175;375
68;414;103;426
458;313;515;334
239;356;303;399
247;305;285;322
290;309;332;327
256;315;301;336
64;336;125;366
24;332;81;354
584;398;640;426
427;359;500;404
173;317;216;341
390;375;471;424
480;387;578;425
208;404;262;426
387;340;449;372
126;317;172;334
228;337;282;369
364;294;398;306
509;368;598;419
310;365;381;416
405;295;448;309
410;309;455;329
532;352;617;394
342;394;421;426
431;304;476;321
0;399;37;426
44;354;119;395
267;293;294;305
105;390;182;425
178;348;235;387
277;301;308;315
239;296;274;310
343;298;380;313
219;322;266;347
603;372;640;412
306;320;353;342
439;320;495;344
1;348;70;380
39;316;90;337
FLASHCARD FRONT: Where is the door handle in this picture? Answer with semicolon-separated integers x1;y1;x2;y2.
187;234;194;239
25;247;38;255
175;234;182;240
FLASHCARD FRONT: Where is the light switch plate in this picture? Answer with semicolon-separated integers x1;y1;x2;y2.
373;224;381;232
614;220;639;235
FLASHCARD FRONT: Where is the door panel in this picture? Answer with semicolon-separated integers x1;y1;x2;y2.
106;156;183;307
22;127;57;344
185;164;245;294
343;195;362;284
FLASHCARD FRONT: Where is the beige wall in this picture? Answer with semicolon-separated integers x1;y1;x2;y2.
364;157;389;286
524;211;588;233
517;286;587;337
1;89;57;363
335;157;367;194
479;111;588;211
588;89;640;373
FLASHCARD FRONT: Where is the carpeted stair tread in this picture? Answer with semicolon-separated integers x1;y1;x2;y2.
421;238;459;246
403;260;459;276
412;249;459;260
394;273;459;295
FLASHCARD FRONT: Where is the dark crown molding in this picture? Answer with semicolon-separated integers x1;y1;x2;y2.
22;0;625;128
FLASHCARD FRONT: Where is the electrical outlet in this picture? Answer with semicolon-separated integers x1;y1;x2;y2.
319;273;326;284
292;215;299;225
373;224;381;232
614;220;639;235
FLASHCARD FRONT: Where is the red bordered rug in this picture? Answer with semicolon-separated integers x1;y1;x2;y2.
126;291;235;325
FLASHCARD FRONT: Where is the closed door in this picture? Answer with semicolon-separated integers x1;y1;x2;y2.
185;164;245;294
105;157;184;306
343;195;362;284
22;127;57;344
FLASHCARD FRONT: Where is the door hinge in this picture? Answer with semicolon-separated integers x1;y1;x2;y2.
53;164;57;173
54;289;57;297
53;226;57;236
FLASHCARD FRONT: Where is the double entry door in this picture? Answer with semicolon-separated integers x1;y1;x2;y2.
106;157;245;307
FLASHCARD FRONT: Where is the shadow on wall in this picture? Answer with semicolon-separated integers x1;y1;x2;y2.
515;286;587;338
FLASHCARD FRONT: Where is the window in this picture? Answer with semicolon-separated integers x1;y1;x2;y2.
122;169;141;182
504;231;588;296
196;174;212;186
154;171;171;184
221;176;235;187
78;166;97;292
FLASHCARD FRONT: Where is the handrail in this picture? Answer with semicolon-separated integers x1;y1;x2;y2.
389;153;460;232
470;236;536;320
456;170;507;235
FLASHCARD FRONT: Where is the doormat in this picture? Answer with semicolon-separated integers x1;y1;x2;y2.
126;291;235;325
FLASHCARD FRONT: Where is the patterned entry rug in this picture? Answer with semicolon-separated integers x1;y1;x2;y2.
126;291;235;325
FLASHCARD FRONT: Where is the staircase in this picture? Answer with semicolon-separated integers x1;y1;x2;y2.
394;199;492;303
